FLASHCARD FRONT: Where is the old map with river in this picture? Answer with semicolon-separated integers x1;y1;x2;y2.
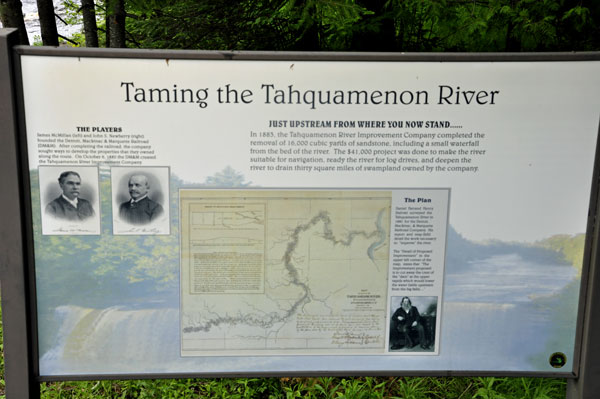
180;190;391;355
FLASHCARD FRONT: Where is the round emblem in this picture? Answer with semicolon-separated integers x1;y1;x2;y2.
549;352;567;368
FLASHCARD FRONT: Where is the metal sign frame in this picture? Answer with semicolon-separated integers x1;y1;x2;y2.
1;28;600;398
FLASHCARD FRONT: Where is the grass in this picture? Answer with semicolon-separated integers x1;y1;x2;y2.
0;306;568;398
32;376;567;398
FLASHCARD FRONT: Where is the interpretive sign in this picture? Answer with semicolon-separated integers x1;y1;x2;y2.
1;38;599;393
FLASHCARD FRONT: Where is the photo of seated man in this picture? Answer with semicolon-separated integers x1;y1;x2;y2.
389;296;437;352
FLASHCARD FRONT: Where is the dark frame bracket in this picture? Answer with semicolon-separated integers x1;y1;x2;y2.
0;28;40;399
566;124;600;398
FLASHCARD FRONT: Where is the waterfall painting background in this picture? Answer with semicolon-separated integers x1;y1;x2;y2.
32;170;584;376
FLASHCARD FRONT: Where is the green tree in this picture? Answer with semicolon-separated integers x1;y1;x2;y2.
58;0;600;51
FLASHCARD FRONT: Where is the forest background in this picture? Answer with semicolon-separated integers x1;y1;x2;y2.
0;0;599;398
0;0;599;51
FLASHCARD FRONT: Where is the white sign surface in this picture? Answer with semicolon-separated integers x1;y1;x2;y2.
19;53;600;375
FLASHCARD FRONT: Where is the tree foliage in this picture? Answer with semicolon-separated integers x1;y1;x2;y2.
537;233;586;274
52;0;600;51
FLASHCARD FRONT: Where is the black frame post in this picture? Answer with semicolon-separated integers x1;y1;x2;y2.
567;143;600;398
0;28;39;399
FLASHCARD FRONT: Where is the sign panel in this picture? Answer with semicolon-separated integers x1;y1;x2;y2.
18;53;600;376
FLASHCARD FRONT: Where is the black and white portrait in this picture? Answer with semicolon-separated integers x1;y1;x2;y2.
111;166;170;235
39;166;100;235
389;295;437;353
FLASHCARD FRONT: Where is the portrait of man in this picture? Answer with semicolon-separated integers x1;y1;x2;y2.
45;171;95;222
118;174;164;225
389;296;432;351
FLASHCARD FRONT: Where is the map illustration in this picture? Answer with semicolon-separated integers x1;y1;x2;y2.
180;190;391;355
